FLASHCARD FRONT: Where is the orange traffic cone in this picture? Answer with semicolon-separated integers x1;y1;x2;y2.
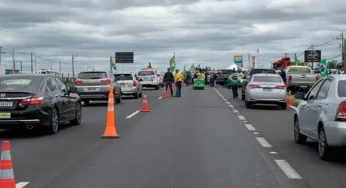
162;86;167;99
0;141;16;188
140;93;150;112
102;86;119;138
287;90;293;106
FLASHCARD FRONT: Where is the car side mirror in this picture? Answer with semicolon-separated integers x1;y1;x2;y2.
294;92;305;100
68;86;78;93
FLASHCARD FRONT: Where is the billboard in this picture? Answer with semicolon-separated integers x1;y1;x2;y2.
115;52;134;63
233;55;243;67
304;50;321;62
252;56;256;68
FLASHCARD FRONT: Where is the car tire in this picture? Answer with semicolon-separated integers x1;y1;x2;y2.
139;91;142;98
281;103;287;110
83;100;90;105
134;92;139;99
241;94;245;100
155;85;159;90
70;102;82;125
245;100;252;109
294;117;307;144
318;126;331;160
46;107;59;135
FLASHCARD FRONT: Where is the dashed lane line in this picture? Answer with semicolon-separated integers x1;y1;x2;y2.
237;115;246;120
244;124;256;131
289;106;297;110
233;110;239;113
126;110;140;119
253;132;259;135
226;102;230;105
16;182;29;188
275;160;302;179
255;137;272;148
158;96;162;99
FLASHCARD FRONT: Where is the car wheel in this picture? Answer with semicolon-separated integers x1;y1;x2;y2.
70;102;82;125
281;103;287;110
139;91;142;98
83;100;90;105
155;85;159;90
318;127;331;160
245;100;252;109
294;117;307;144
241;94;245;100
134;92;139;99
46;107;59;134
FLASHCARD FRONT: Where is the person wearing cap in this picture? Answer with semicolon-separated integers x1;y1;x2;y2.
174;69;184;97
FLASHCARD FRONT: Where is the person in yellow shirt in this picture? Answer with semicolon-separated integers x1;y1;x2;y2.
174;69;184;97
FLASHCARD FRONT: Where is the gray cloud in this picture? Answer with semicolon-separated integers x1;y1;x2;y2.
0;0;345;74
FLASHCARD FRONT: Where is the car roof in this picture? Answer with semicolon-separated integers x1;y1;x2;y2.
114;72;133;74
0;74;52;78
80;71;108;73
253;73;280;77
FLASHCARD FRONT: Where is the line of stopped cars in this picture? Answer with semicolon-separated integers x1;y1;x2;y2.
0;69;162;135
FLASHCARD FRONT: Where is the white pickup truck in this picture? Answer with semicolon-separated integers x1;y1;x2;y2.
285;66;319;92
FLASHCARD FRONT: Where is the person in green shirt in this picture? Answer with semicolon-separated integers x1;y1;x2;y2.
228;69;241;99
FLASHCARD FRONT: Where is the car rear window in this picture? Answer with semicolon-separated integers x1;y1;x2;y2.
253;76;282;82
138;71;155;76
114;74;133;81
78;72;107;79
250;69;276;75
287;67;310;73
337;80;346;97
0;77;42;93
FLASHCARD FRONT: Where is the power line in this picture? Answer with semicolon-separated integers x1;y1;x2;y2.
296;36;339;58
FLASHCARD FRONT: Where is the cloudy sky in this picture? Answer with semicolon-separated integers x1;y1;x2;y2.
0;0;345;75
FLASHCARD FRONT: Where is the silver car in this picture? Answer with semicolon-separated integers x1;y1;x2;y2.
245;73;287;109
74;71;121;105
294;75;346;160
114;73;143;99
138;70;160;90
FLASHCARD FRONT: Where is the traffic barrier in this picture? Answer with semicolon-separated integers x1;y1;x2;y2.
162;86;167;99
287;90;293;106
102;86;119;138
140;93;150;112
0;141;16;188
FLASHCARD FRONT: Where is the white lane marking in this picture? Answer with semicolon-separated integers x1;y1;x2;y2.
16;182;30;188
244;124;256;131
237;115;246;120
243;121;247;123
275;160;302;179
126;110;140;119
289;106;297;110
158;96;162;99
253;132;259;135
255;137;272;148
223;99;227;101
233;110;239;113
270;151;278;154
226;102;230;105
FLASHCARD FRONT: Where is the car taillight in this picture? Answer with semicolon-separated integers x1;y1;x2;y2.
336;100;346;121
152;75;156;78
248;84;261;89
275;85;286;89
288;76;292;83
19;96;44;106
316;75;319;81
101;78;111;84
74;79;83;85
133;80;137;86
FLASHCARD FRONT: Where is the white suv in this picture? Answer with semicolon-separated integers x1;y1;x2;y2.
138;69;160;90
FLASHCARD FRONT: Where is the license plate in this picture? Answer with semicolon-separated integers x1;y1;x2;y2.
85;88;99;91
0;101;13;107
263;89;272;92
121;83;127;87
0;113;10;119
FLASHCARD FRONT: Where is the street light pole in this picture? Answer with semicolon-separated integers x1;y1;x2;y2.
0;47;6;65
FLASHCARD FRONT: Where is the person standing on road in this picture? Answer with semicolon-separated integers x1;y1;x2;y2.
279;67;287;84
213;73;217;87
228;69;241;99
163;68;174;97
174;69;184;97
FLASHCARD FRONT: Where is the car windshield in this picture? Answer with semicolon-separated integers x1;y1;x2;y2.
138;71;155;76
250;69;276;75
78;72;107;79
287;67;310;73
114;74;133;81
0;77;42;93
253;76;282;82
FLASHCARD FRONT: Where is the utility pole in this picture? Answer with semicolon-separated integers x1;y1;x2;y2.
342;33;345;72
34;55;37;73
294;53;297;65
72;55;75;78
0;47;6;65
59;61;62;75
284;53;289;57
248;54;250;68
12;49;15;74
30;52;33;73
110;56;113;74
50;61;53;72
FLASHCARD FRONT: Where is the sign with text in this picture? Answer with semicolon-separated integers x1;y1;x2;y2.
304;50;321;62
115;52;134;63
233;55;243;67
252;56;256;68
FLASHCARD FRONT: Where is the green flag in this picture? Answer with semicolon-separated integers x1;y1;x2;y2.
183;65;187;75
319;59;328;77
169;55;176;72
112;57;117;70
189;64;195;72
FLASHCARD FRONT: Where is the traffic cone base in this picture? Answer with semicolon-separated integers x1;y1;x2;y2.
286;90;293;106
140;93;150;112
0;141;16;188
162;87;167;99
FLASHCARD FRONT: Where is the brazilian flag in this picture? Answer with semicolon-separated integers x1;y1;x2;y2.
319;59;328;77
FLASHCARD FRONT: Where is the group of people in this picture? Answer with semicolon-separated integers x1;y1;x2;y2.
163;68;184;97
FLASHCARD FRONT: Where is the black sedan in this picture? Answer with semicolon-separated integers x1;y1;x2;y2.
0;74;82;134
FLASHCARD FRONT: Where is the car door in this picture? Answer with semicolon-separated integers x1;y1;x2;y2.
47;77;68;121
299;79;324;137
55;77;75;119
308;78;331;138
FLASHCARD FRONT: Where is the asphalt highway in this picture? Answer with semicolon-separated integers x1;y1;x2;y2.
0;86;343;188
